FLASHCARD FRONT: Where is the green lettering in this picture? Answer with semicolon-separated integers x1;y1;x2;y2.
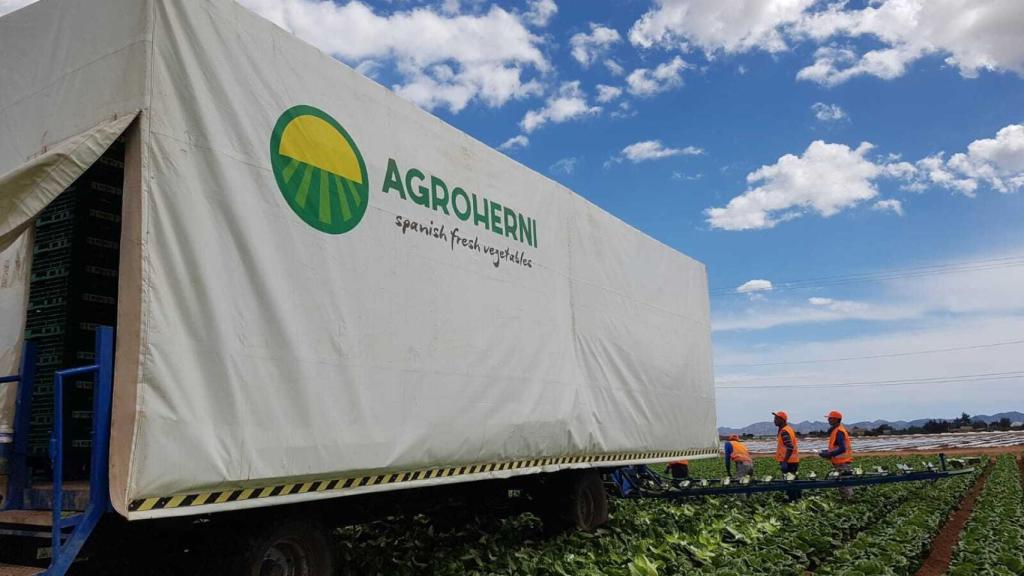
503;207;517;241
430;176;450;215
452;187;471;221
489;200;503;235
405;168;428;207
518;213;532;247
382;158;406;199
472;194;490;230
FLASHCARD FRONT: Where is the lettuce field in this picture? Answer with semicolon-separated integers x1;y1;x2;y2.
334;454;1024;576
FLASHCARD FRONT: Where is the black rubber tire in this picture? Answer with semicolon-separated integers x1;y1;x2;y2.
232;518;335;576
567;469;609;531
532;470;610;533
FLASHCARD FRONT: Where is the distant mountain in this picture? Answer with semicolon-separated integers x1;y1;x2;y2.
717;411;1024;436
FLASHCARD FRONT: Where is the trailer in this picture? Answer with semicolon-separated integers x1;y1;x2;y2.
0;0;718;573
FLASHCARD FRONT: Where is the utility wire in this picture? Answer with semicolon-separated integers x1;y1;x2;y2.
712;255;1024;297
716;338;1024;368
716;370;1024;390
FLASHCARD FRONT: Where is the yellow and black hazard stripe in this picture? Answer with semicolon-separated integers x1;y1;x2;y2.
128;448;716;513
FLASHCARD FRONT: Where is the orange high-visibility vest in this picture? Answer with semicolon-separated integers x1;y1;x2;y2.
727;440;752;464
669;460;690;467
828;424;853;465
775;425;800;463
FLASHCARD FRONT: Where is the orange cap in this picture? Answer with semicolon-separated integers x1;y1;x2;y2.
773;411;788;421
826;410;843;420
727;434;740;441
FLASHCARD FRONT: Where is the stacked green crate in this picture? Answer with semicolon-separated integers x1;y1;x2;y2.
24;141;124;479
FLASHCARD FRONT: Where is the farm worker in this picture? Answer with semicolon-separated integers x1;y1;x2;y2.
773;411;802;501
667;460;690;479
818;410;854;500
723;434;754;479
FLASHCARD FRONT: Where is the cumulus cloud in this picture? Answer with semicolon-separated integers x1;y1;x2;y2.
595;84;623;103
570;23;621;67
498;135;529;151
520;81;601;133
736;279;773;294
872;199;904;216
629;0;813;54
522;0;558;27
237;0;548;113
811;102;847;122
613;140;703;163
604;59;626;76
794;0;1024;85
626;56;688;96
626;0;1024;86
550;157;578;175
706;141;891;230
906;124;1024;196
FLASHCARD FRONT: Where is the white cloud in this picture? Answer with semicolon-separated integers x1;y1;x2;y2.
520;81;601;133
905;124;1024;196
626;56;688;96
604;58;626;76
523;0;558;27
615;140;703;163
237;0;548;113
872;199;903;216
0;0;35;16
550;157;578;175
811;102;847;122
569;23;621;67
795;0;1024;85
595;84;623;103
706;141;892;230
626;1;1024;87
629;0;813;54
498;134;529;150
736;279;773;294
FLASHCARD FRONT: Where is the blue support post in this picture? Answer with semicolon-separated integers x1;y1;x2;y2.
3;340;35;511
44;326;114;576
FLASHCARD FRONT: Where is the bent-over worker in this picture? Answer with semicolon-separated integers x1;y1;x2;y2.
667;460;690;479
724;434;753;479
818;410;854;500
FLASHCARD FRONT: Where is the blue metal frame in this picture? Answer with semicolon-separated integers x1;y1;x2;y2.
2;339;36;511
43;325;115;576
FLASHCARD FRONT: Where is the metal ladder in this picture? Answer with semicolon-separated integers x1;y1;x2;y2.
0;327;114;576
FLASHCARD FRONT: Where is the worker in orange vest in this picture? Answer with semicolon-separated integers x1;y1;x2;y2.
818;410;854;500
723;434;753;479
773;411;801;500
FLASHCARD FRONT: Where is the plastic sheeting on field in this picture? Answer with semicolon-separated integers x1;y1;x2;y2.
0;0;718;519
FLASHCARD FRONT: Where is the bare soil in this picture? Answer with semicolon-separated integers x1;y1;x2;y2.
912;457;994;576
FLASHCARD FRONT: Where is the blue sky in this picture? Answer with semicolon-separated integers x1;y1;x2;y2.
7;0;1018;427
231;0;1024;428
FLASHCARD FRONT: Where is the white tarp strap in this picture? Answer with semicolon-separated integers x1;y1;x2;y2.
0;112;138;253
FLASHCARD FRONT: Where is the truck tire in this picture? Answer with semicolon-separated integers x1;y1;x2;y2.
567;469;609;531
232;518;335;576
533;469;609;533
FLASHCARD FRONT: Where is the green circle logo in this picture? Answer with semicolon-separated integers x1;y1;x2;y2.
270;105;369;234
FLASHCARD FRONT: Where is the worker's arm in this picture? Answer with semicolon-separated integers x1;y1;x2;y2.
724;442;733;475
781;430;794;463
822;430;847;458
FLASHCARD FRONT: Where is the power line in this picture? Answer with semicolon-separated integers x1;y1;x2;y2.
716;338;1024;368
712;255;1024;297
716;370;1024;390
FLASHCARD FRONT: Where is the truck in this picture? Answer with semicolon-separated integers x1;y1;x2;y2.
0;0;718;573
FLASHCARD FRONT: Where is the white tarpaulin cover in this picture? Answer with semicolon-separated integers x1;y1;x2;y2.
1;0;717;519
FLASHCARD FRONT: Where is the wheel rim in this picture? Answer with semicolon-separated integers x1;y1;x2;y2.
259;538;309;576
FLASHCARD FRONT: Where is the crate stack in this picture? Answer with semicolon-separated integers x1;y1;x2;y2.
24;140;124;479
